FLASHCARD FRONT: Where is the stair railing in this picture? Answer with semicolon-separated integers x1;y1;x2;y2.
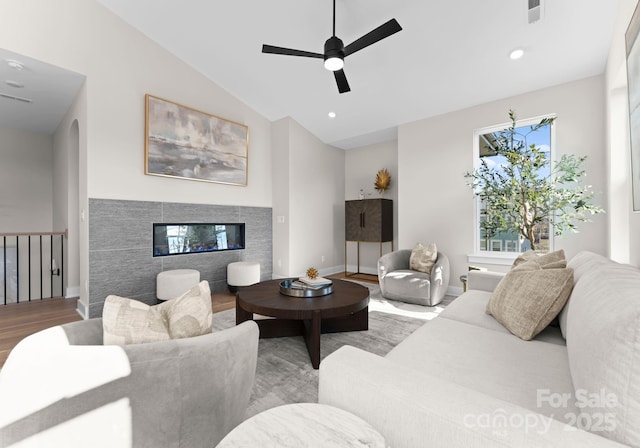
0;230;67;305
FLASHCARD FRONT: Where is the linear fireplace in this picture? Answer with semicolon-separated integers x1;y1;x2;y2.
153;223;245;257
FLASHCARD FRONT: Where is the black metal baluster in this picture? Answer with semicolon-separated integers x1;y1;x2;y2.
16;236;19;303
39;235;43;300
28;236;31;301
50;235;53;299
60;234;64;298
3;236;6;305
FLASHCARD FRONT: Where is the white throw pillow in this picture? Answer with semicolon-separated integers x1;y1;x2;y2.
102;295;170;345
162;281;213;339
102;280;213;345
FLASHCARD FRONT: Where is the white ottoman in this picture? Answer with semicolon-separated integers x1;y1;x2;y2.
156;269;200;302
227;261;260;292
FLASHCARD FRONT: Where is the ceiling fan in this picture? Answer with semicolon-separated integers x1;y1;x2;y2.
262;0;402;94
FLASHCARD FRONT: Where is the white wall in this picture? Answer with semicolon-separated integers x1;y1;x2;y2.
289;120;345;276
272;117;345;277
271;118;292;278
0;128;53;232
53;89;84;298
398;75;608;289
0;0;274;309
344;141;398;274
605;0;640;266
3;0;632;308
52;124;68;236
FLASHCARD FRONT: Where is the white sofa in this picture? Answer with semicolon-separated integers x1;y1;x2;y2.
319;251;639;447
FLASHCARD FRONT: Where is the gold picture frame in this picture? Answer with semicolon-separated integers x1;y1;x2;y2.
626;2;640;210
145;94;249;186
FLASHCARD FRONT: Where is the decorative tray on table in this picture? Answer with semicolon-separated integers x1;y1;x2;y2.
279;278;333;297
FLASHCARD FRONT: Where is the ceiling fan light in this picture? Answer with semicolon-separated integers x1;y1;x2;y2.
324;57;344;71
509;48;524;60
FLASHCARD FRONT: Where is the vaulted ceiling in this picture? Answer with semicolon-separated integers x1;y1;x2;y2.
0;1;621;147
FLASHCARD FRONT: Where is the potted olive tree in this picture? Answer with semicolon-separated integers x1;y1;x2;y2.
465;110;603;251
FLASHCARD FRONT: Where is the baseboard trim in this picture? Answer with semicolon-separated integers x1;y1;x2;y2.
76;300;88;320
272;265;345;280
319;265;344;277
345;264;377;275
66;285;80;299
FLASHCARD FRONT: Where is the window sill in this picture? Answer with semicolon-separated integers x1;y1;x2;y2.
467;252;519;266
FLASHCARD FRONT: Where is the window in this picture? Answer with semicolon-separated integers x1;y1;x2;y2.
472;115;555;257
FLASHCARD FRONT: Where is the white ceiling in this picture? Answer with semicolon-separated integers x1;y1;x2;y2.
1;1;622;146
0;48;85;135
95;0;620;149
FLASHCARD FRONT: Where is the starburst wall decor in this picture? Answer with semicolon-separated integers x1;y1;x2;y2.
374;168;391;194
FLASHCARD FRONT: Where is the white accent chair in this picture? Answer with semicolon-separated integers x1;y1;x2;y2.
377;250;450;306
0;319;258;447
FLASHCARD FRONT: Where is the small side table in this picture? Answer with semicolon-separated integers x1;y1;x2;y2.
216;403;385;448
460;274;468;292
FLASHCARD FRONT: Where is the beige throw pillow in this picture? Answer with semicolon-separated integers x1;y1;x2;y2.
103;280;213;345
410;242;438;275
162;281;213;339
487;257;574;341
102;296;170;345
512;249;567;270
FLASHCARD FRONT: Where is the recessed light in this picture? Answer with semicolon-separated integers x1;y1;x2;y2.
509;48;524;60
328;111;336;118
6;59;25;70
5;80;24;88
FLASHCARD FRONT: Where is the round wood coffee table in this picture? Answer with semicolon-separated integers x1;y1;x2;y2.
236;278;369;369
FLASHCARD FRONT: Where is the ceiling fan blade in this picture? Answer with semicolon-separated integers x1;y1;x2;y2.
344;18;402;57
262;44;324;59
334;69;351;94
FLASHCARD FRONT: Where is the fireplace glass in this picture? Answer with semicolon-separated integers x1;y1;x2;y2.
153;223;245;257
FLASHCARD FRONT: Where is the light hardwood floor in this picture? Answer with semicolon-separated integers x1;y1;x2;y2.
330;272;378;283
0;297;81;369
0;274;377;368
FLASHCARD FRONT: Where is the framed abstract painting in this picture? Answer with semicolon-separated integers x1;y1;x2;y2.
626;2;640;210
145;94;249;186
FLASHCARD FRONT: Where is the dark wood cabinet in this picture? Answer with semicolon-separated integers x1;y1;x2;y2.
345;199;393;242
344;199;393;275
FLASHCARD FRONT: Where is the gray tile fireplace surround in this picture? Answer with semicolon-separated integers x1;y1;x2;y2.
87;198;272;318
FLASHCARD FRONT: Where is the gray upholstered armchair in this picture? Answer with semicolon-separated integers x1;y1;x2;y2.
377;250;450;306
0;319;259;448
